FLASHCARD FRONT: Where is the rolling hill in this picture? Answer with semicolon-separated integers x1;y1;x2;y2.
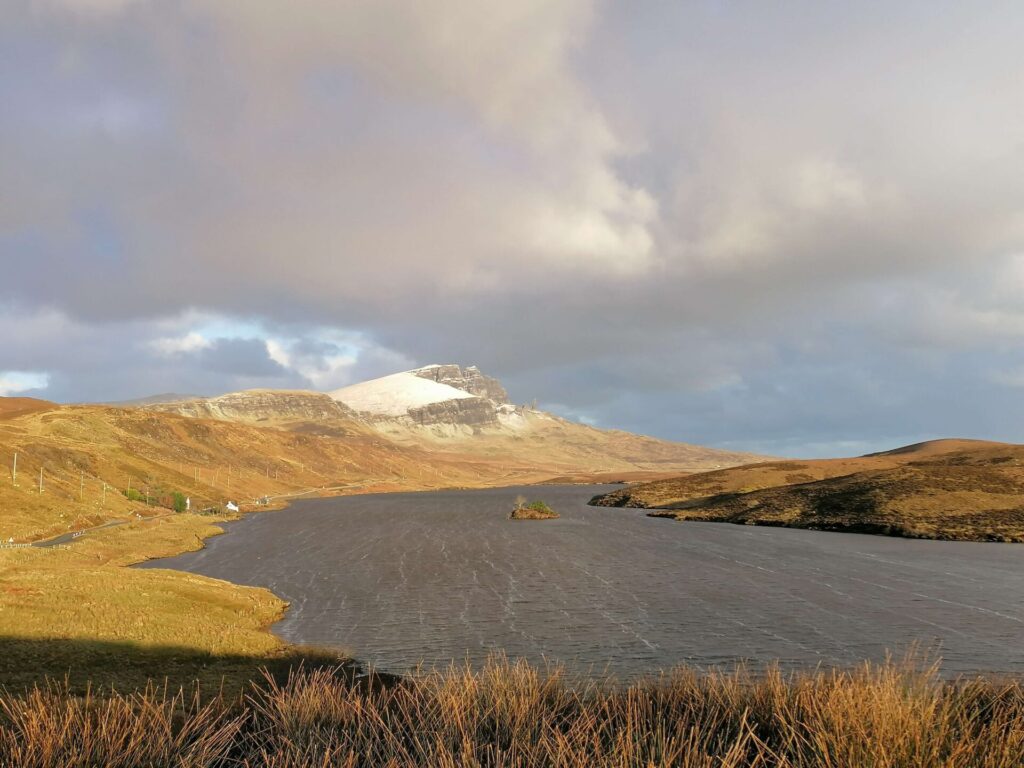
0;399;607;546
143;364;765;476
592;439;1024;541
0;369;763;687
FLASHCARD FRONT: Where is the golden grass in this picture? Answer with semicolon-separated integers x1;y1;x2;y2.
0;656;1021;767
0;503;292;693
0;401;538;692
596;442;1024;542
0;398;741;694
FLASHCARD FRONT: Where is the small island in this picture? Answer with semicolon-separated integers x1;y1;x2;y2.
510;496;559;520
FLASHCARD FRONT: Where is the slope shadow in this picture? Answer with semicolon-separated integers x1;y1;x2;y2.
0;636;400;697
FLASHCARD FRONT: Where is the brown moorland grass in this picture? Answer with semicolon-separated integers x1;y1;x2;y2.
593;440;1024;541
0;399;758;694
0;400;615;693
0;655;1022;767
591;439;1004;510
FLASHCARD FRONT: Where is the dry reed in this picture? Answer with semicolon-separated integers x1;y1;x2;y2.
1;656;1021;767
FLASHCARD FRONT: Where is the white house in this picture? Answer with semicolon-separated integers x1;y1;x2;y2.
225;501;239;512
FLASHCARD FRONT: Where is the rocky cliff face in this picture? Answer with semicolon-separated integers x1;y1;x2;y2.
412;365;510;404
148;390;359;428
406;396;500;429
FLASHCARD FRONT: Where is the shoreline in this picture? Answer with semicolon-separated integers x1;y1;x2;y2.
125;480;624;683
140;484;1024;682
639;507;1024;543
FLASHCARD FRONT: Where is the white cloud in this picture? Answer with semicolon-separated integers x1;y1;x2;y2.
0;371;50;397
264;339;290;369
34;0;143;14
149;332;212;356
791;160;866;212
991;367;1024;389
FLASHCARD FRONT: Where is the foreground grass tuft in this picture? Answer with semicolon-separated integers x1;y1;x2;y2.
1;656;1022;767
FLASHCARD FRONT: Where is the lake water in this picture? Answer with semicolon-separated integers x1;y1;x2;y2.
140;485;1024;678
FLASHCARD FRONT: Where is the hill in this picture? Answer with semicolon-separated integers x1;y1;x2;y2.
0;397;55;420
146;364;765;475
589;439;992;509
592;440;1024;541
144;389;366;434
331;364;767;473
0;370;762;689
1;398;620;545
0;397;602;689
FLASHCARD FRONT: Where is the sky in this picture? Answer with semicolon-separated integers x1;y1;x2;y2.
2;0;1023;457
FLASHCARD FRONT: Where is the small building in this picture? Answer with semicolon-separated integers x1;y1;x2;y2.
225;501;239;512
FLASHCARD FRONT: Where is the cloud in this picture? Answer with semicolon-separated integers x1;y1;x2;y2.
149;332;212;356
2;2;1024;452
0;305;416;403
191;338;289;377
0;371;50;397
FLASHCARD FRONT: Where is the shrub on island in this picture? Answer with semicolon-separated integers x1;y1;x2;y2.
510;496;559;520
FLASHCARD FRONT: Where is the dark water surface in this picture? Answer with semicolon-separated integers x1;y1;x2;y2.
141;485;1024;677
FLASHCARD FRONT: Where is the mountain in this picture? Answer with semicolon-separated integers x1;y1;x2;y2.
137;364;763;476
326;364;766;474
0;398;576;545
328;366;505;431
592;439;1024;541
105;393;203;407
144;390;364;435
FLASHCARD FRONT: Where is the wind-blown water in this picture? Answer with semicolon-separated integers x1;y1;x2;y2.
141;485;1024;677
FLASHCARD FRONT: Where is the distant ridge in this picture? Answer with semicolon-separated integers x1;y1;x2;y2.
138;364;767;476
862;438;1011;458
0;396;56;420
592;439;1024;541
104;393;204;407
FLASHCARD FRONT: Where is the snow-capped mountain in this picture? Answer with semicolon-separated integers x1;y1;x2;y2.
138;364;766;475
328;365;521;434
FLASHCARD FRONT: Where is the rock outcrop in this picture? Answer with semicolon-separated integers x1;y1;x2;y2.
147;390;359;428
407;397;499;429
330;365;513;432
411;365;510;404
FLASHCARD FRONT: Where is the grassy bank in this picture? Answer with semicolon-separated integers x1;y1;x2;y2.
592;440;1024;542
0;656;1021;767
0;401;527;692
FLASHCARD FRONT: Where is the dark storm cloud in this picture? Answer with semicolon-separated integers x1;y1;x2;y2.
194;338;289;377
2;1;1023;454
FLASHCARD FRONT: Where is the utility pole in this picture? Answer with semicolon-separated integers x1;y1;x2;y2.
102;482;107;505
39;467;43;494
79;471;84;501
11;452;16;485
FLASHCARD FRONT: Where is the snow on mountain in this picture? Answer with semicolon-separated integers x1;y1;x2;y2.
328;371;475;417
